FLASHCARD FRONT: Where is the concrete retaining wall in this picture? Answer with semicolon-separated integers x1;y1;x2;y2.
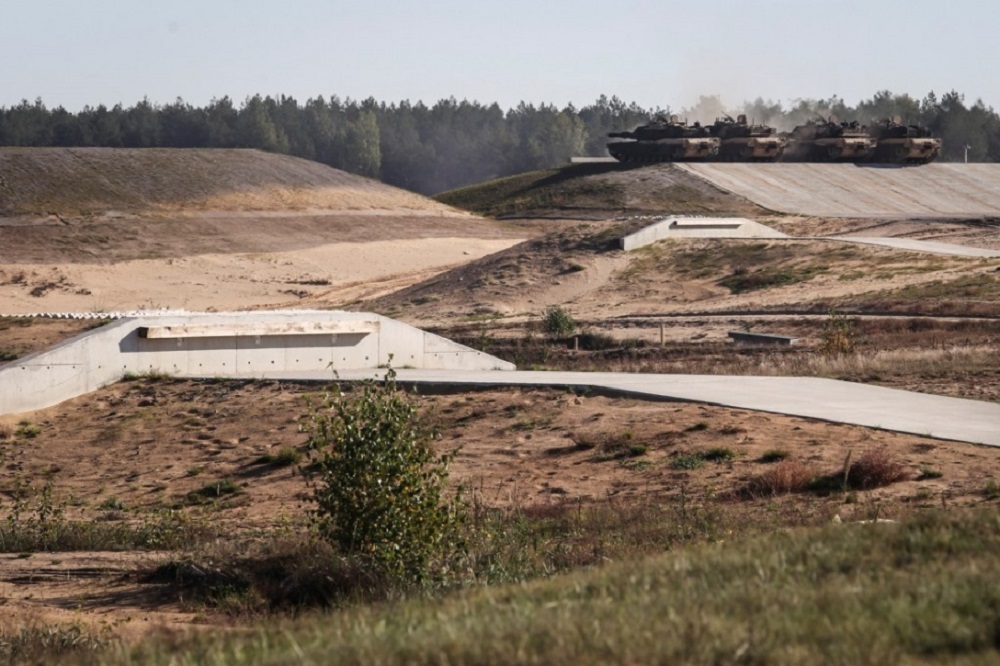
620;217;787;251
0;311;514;416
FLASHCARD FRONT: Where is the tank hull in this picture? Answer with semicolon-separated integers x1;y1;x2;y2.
716;136;787;162
783;137;876;162
871;137;941;164
607;138;720;162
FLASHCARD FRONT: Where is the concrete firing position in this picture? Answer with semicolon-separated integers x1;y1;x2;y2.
620;217;786;250
0;311;513;416
678;163;1000;218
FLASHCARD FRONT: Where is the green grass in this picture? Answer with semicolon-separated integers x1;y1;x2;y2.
111;509;1000;665
759;449;791;463
0;508;201;553
251;447;302;468
185;479;242;505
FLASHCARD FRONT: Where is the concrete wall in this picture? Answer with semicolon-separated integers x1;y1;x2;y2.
620;217;787;251
0;311;514;416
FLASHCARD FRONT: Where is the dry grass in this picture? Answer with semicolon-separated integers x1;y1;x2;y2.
0;148;462;216
744;459;818;497
846;446;911;490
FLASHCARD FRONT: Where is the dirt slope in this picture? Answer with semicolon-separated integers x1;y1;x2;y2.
435;162;766;219
0;148;530;312
0;148;464;216
2;377;998;634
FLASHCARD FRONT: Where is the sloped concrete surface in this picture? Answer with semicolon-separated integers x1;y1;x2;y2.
678;163;1000;218
240;369;1000;448
823;236;1000;258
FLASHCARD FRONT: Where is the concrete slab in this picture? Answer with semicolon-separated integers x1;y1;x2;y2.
822;236;1000;258
228;369;1000;448
677;163;1000;218
620;216;787;250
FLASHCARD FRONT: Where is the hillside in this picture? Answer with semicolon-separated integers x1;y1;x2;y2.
435;162;766;219
0;148;528;311
0;147;464;217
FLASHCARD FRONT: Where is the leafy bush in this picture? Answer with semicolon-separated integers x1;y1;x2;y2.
304;367;466;585
543;306;576;338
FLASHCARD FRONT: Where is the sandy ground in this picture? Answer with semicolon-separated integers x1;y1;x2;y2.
0;236;524;313
2;379;999;634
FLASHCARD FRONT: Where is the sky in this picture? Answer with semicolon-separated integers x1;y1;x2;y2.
3;0;999;113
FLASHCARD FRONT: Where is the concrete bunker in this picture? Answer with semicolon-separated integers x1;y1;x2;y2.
0;311;514;416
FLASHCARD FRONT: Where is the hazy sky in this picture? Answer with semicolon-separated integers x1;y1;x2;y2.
3;0;998;113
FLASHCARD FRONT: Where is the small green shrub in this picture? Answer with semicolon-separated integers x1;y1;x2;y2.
759;449;790;463
253;447;302;468
186;479;241;505
685;422;709;433
701;447;736;464
98;497;127;511
985;480;1000;501
916;468;943;481
15;423;41;439
304;367;466;585
670;453;705;470
543;306;576;338
820;310;860;356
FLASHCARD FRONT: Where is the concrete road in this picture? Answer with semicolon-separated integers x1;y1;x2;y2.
678;163;1000;218
822;236;1000;258
224;369;1000;448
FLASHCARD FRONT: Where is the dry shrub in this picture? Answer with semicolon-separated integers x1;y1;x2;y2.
744;459;817;497
847;446;910;490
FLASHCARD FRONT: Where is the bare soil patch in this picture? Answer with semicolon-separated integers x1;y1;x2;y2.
1;377;998;636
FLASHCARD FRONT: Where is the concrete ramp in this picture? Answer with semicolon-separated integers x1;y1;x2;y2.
0;311;513;416
677;163;1000;218
620;216;786;250
825;236;1000;258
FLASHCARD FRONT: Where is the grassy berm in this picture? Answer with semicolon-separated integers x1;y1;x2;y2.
55;509;1000;665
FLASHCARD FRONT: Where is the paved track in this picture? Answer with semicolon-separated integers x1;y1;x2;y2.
820;236;1000;257
678;163;1000;218
205;369;1000;448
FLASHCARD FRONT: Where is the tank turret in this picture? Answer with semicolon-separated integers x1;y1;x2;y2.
869;116;941;164
607;115;720;163
782;116;876;162
707;114;787;161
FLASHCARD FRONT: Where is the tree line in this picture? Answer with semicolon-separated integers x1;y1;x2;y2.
1;91;997;195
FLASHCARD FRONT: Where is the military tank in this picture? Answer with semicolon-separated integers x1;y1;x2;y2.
606;115;719;162
707;114;786;161
782;116;877;162
868;116;941;164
